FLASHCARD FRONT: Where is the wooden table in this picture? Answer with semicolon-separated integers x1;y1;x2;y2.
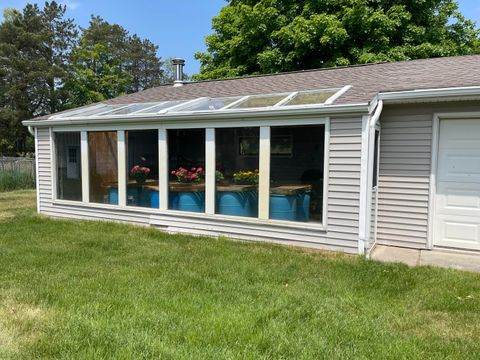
216;184;256;192
168;182;205;192
270;184;312;196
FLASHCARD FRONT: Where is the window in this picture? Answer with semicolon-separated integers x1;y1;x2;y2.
216;127;259;218
372;129;380;189
269;125;325;223
55;132;82;201
126;130;159;208
88;131;118;204
168;129;205;212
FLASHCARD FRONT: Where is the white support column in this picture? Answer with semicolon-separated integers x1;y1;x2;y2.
34;127;40;213
117;130;127;206
358;115;370;255
205;128;216;215
258;126;271;220
80;131;90;203
322;119;331;227
158;128;169;211
49;128;57;201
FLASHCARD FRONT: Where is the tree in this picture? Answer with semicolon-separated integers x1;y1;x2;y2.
194;0;480;80
66;16;165;105
0;2;77;155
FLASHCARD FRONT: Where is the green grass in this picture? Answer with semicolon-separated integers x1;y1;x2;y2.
0;191;479;359
0;170;35;192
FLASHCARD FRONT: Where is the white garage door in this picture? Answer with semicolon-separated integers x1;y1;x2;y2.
434;119;480;251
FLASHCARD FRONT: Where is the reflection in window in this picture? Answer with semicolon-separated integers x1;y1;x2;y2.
372;130;380;189
285;90;336;106
232;94;287;109
126;130;159;208
88;131;118;204
55;132;82;201
168;129;205;212
269;125;325;223
216;127;259;217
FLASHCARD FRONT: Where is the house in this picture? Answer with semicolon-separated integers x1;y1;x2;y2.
23;55;480;256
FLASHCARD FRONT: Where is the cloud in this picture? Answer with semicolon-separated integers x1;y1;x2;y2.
60;0;80;10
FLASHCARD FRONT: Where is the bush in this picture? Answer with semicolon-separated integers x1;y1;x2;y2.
0;170;35;192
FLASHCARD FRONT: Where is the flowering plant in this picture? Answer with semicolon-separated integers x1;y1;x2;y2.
130;165;150;183
233;169;259;185
171;166;204;183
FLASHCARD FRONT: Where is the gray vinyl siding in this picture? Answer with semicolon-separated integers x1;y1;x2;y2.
377;102;480;249
35;117;362;254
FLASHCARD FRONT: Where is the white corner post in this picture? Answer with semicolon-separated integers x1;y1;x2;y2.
358;116;370;255
80;131;90;203
117;130;127;206
34;127;40;213
205;128;216;215
258;126;271;220
158;128;169;211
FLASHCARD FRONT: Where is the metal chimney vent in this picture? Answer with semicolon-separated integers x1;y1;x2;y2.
172;58;185;87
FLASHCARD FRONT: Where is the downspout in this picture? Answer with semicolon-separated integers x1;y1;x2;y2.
358;99;384;255
27;126;35;137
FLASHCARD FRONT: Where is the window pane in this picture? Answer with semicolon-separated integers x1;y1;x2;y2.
67;104;124;117
285;90;336;106
55;132;82;201
269;125;325;223
88;131;118;204
105;103;157;115
180;97;241;112
215;127;259;217
232;94;288;109
135;101;184;114
126;130;159;208
168;129;205;212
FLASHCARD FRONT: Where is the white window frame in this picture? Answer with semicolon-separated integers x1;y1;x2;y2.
51;116;330;231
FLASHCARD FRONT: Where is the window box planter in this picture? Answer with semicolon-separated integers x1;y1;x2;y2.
216;184;258;217
169;182;205;212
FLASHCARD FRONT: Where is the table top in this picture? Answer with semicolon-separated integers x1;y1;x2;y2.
216;184;257;192
270;184;312;196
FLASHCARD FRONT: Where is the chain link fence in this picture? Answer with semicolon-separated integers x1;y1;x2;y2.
0;157;36;191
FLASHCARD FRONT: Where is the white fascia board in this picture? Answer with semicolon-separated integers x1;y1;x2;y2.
23;102;370;127
378;86;480;102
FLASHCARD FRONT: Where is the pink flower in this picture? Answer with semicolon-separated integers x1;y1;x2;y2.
196;167;203;173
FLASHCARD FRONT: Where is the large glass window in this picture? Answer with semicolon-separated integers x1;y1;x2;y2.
215;127;259;217
88;131;118;204
55;132;82;201
168;129;205;212
126;130;159;208
269;125;325;223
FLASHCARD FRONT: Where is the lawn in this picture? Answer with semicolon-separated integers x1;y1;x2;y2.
0;191;479;359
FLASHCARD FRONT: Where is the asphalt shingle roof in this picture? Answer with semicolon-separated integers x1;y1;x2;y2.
35;55;480;120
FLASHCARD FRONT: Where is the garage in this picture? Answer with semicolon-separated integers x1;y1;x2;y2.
434;118;480;251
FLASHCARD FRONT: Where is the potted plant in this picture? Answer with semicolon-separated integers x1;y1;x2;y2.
232;170;259;185
130;165;150;185
169;167;205;212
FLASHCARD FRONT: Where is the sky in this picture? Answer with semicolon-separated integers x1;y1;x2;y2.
1;0;479;76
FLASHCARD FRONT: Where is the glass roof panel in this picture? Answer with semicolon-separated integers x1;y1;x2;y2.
134;101;185;114
179;97;242;112
65;104;126;117
231;94;289;109
102;103;158;115
284;90;337;106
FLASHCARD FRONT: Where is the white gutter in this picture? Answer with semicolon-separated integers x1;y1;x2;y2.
27;126;35;136
23;102;369;127
378;86;480;102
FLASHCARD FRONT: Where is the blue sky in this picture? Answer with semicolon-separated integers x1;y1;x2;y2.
1;0;479;75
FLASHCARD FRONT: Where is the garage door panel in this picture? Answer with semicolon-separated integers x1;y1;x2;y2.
434;118;480;251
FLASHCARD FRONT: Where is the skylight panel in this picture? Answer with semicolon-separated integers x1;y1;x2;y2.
58;104;125;118
284;90;338;106
102;103;158;115
231;94;290;109
179;97;243;112
133;101;184;114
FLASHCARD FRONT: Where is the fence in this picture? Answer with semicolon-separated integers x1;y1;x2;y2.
0;157;36;192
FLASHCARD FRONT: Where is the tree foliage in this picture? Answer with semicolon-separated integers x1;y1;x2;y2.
0;3;168;156
194;0;480;80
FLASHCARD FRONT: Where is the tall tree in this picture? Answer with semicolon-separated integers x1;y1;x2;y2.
194;0;480;80
66;16;164;105
0;2;77;155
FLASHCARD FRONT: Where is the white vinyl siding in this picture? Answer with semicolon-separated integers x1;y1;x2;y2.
376;102;480;249
35;117;362;254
